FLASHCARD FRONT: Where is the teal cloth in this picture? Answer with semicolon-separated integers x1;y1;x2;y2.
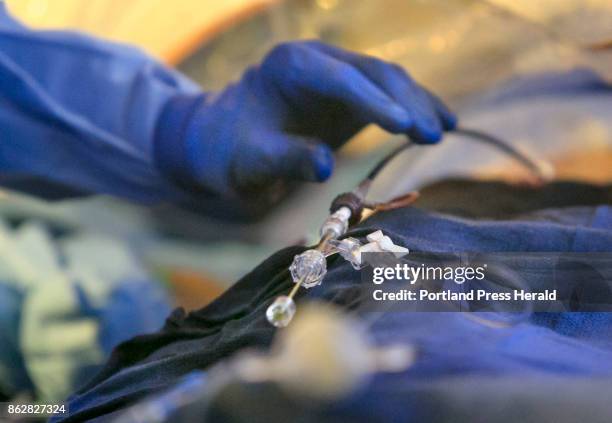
0;219;170;401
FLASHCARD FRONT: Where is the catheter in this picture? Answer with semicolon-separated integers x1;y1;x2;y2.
266;128;553;327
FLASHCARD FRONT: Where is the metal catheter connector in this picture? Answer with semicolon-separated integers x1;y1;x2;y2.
266;229;339;328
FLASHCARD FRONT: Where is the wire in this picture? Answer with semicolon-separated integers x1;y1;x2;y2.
452;127;549;181
362;127;550;188
365;141;414;181
330;126;552;224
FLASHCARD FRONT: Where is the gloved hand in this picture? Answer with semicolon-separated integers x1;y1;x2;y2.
154;41;457;197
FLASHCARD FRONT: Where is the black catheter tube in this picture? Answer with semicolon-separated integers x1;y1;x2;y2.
452;127;547;180
330;126;550;221
365;127;548;187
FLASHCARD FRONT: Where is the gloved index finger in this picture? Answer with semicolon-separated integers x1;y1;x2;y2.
264;43;412;134
303;41;457;135
423;88;457;131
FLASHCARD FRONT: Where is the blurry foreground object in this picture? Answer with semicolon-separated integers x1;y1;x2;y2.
249;302;414;399
112;302;414;423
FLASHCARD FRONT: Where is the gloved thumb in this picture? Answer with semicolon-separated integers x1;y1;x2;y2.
267;134;335;183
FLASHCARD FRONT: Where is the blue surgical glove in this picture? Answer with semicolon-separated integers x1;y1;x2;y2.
0;2;454;204
155;41;456;197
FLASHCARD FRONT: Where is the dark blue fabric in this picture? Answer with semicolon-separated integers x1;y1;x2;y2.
0;4;199;203
54;181;612;422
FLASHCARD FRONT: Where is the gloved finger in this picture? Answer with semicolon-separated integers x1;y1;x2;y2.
263;43;412;134
305;41;442;142
423;89;457;131
302;41;454;142
254;132;335;183
405;84;443;143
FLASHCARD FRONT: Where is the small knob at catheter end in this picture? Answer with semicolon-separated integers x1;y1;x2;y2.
266;296;296;328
